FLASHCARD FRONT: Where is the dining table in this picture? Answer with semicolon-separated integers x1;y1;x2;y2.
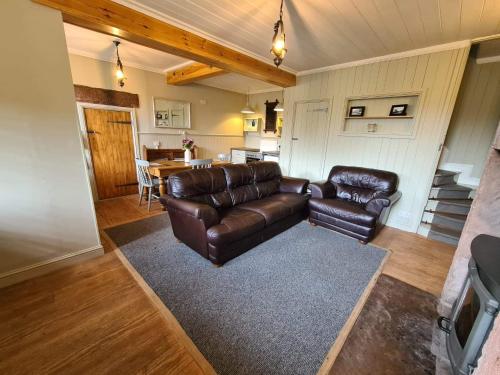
148;159;231;198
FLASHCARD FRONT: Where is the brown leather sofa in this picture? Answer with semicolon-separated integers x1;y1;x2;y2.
162;162;309;265
308;166;401;243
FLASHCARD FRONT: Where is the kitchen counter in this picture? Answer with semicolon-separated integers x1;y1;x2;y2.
230;147;260;152
262;151;280;157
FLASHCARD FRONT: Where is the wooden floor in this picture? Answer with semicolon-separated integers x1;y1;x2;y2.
0;194;456;374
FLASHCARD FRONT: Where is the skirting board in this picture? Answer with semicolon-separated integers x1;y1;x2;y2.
0;245;104;288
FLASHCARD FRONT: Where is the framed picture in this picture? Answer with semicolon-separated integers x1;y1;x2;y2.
349;106;365;117
389;104;408;116
243;118;260;132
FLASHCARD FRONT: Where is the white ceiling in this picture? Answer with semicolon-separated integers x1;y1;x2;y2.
63;23;280;93
116;0;500;72
64;23;187;74
64;1;500;93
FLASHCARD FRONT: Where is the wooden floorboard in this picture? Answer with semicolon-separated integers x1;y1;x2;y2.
0;194;456;374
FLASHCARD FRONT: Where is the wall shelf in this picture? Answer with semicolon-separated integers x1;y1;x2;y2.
341;92;421;138
344;116;414;120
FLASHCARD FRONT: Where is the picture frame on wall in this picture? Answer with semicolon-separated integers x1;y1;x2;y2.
349;106;365;117
389;104;408;116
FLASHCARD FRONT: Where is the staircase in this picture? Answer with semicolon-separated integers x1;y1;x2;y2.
419;170;474;246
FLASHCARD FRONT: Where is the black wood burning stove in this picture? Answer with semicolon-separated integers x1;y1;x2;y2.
438;234;500;375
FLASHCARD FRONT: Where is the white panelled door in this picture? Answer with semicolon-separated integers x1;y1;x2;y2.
288;100;330;181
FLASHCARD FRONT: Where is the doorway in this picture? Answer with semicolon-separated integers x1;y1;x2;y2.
288;99;331;181
77;104;139;200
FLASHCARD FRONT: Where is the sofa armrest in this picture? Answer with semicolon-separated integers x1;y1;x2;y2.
309;181;336;199
166;198;219;228
365;191;402;216
280;176;309;194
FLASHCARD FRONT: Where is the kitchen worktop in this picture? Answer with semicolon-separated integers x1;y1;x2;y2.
262;150;280;156
230;147;260;152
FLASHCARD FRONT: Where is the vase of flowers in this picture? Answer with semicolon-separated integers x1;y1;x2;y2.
182;137;194;163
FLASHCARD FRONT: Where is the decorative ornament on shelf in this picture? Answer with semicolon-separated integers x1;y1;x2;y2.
113;40;126;87
182;137;194;163
271;0;287;68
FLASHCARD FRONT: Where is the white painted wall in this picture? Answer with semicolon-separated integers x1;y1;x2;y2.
439;57;500;186
68;54;246;159
0;0;102;287
280;46;470;232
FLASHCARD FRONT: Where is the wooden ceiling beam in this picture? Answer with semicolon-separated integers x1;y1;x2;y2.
166;63;227;85
32;0;296;87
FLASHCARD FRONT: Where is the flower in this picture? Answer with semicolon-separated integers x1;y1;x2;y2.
182;137;194;150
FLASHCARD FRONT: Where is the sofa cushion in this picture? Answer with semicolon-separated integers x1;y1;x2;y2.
328;165;398;196
249;161;282;199
237;195;294;225
222;164;258;205
206;208;265;246
270;193;308;215
335;183;384;205
309;198;377;227
167;168;232;208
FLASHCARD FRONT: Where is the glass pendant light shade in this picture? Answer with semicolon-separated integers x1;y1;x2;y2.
113;41;126;87
271;0;287;67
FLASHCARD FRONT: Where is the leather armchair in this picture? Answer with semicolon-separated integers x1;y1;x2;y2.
308;166;401;243
309;181;336;199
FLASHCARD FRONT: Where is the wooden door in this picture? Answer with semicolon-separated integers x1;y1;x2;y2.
288;100;330;181
84;108;138;199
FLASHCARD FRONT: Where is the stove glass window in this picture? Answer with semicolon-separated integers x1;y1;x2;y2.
455;285;480;347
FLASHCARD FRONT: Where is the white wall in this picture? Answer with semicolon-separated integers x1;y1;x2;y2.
280;46;470;232
244;91;283;149
0;1;102;286
439;57;500;186
68;54;246;158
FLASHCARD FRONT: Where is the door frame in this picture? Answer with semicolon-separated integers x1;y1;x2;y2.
287;98;332;180
76;102;140;201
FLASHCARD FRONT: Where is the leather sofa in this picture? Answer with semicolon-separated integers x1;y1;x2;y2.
308;166;401;243
161;162;309;265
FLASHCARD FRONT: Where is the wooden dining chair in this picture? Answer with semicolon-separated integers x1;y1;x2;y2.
190;159;213;169
135;158;160;211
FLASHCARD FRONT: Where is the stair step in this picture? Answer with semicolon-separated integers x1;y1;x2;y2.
422;211;467;232
425;199;472;215
433;170;460;187
429;184;473;199
428;198;473;206
428;224;461;247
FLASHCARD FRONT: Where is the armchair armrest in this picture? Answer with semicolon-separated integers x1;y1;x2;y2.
309;181;336;199
365;191;402;216
166;198;219;228
279;176;309;194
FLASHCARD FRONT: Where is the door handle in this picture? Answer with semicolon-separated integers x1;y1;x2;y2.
292;137;299;141
87;130;98;135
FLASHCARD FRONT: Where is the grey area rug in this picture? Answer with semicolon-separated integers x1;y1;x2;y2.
106;214;387;375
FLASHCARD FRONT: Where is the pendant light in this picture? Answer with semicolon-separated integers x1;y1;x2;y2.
113;41;126;87
274;89;285;112
241;90;255;114
271;0;287;68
